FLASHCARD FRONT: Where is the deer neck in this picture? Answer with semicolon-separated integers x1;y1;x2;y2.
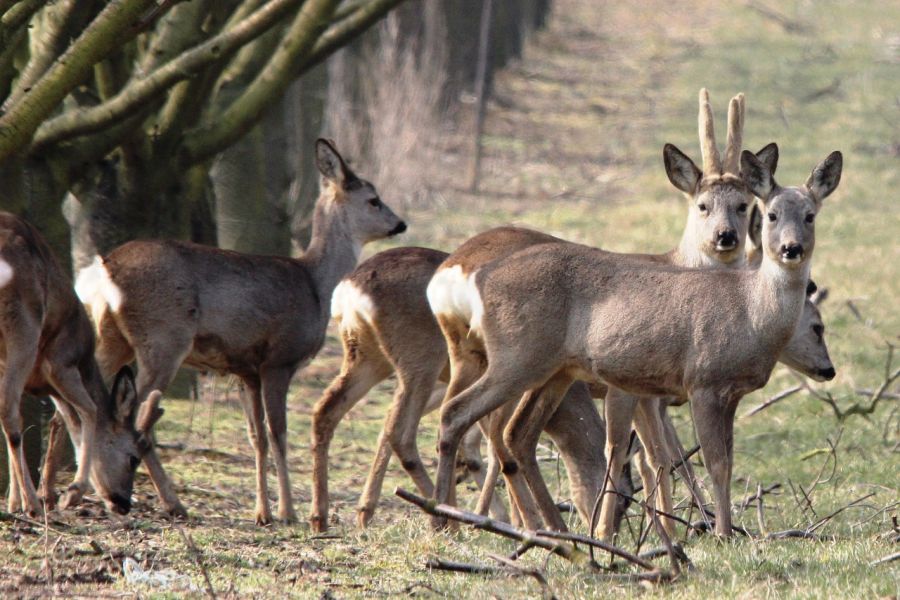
299;193;362;311
748;254;809;342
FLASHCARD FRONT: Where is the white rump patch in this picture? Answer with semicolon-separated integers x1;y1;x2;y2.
75;256;123;327
427;265;485;332
330;279;375;330
0;257;12;289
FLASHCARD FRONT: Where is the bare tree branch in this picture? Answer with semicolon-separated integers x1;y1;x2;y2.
180;0;341;164
31;0;301;150
182;0;406;165
5;0;93;109
0;0;158;161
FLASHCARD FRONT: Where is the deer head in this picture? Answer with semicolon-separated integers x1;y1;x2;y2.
741;149;842;269
663;89;779;266
779;280;835;381
87;367;164;514
314;138;406;244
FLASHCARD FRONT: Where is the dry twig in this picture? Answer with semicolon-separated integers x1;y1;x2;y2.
742;386;803;418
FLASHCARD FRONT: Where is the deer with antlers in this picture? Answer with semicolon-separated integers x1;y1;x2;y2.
69;139;406;524
0;212;161;516
428;91;839;536
429;142;841;537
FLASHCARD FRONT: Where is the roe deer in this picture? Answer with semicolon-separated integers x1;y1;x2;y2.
430;148;842;538
0;212;161;516
309;246;607;531
426;90;781;531
71;139;406;524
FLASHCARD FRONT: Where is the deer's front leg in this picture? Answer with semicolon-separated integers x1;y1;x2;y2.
261;366;296;524
690;390;738;537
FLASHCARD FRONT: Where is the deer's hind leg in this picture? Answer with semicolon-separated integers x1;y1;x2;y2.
129;329;194;518
504;372;575;532
633;398;676;540
543;382;608;529
310;323;393;531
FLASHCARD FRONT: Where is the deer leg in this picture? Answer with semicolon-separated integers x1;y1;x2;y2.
660;403;710;515
384;372;441;499
505;373;575;532
240;376;272;525
485;403;544;530
43;365;100;510
690;391;738;537
633;398;676;540
467;426;511;521
1;341;41;516
598;386;638;541
131;342;191;518
434;359;552;529
312;359;393;530
260;365;297;524
543;382;607;529
38;411;69;510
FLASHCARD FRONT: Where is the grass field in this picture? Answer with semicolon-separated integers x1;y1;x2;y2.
2;0;898;597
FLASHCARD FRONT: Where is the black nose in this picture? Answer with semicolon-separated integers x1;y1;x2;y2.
716;229;737;249
389;221;407;236
818;367;835;380
780;243;804;260
109;493;132;514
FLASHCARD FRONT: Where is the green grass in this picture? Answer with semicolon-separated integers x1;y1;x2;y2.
3;0;898;597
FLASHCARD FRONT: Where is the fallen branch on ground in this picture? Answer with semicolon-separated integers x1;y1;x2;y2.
395;487;674;583
870;551;900;566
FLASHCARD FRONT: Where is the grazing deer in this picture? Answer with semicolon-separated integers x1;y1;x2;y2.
309;246;607;531
430;147;842;537
427;90;782;531
0;212;161;516
71;139;406;525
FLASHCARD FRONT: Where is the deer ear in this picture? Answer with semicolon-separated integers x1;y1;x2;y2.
741;149;776;201
806;151;842;205
806;279;817;297
111;366;138;426
315;138;348;184
754;142;779;175
663;143;701;194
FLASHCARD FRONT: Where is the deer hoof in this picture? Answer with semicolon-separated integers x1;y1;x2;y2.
166;502;189;520
309;514;328;533
356;507;374;529
58;485;84;510
39;489;58;511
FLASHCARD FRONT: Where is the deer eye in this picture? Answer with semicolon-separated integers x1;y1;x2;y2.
767;212;777;222
738;203;748;214
698;203;708;213
812;324;824;339
805;213;815;223
129;456;140;469
368;198;381;207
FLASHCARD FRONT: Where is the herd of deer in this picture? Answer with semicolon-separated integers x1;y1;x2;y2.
0;90;841;545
